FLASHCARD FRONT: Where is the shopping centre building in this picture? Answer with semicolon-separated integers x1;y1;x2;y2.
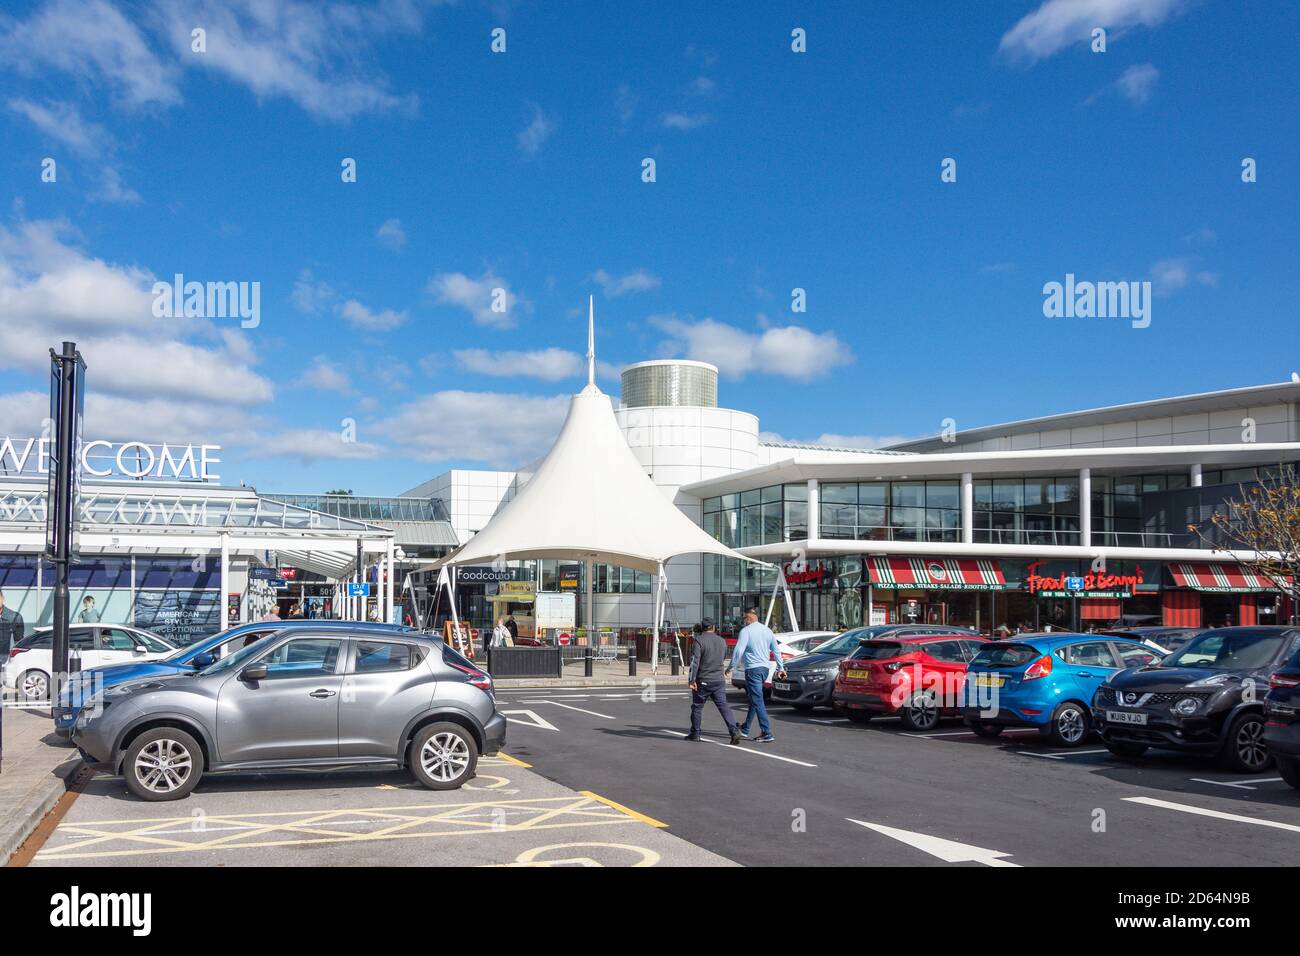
412;363;1300;636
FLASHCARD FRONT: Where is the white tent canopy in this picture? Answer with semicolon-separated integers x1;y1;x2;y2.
432;300;771;662
435;305;759;577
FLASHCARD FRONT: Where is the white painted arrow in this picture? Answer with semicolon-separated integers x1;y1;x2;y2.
500;708;560;732
847;819;1021;867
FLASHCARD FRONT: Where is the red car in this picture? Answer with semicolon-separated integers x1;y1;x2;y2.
832;634;989;731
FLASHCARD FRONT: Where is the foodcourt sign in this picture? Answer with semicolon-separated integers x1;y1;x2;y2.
0;437;221;482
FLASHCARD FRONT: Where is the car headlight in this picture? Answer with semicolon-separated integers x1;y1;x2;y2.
1187;673;1231;689
1172;696;1201;716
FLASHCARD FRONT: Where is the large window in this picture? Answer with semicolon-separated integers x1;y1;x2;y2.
818;481;959;543
703;484;808;546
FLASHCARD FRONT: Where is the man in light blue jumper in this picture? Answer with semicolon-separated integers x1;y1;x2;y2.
727;608;786;743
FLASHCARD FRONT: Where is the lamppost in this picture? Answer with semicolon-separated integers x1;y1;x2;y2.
46;341;86;725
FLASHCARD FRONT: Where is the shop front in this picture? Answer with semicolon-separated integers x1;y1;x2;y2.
1164;561;1293;628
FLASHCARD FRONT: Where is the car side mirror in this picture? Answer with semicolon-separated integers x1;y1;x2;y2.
191;652;216;669
134;645;148;655
240;663;268;682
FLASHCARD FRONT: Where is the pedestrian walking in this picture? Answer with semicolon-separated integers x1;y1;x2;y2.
505;615;518;641
686;620;740;744
493;618;511;647
0;589;24;656
728;607;785;743
260;604;282;622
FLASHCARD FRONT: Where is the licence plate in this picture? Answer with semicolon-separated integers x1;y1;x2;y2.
973;674;1005;688
774;682;793;692
1106;710;1148;725
845;669;869;680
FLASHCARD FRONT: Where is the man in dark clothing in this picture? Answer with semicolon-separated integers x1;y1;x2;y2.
505;616;518;641
687;619;741;744
0;589;25;656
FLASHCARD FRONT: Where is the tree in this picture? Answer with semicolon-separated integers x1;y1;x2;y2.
324;488;352;496
1189;463;1300;614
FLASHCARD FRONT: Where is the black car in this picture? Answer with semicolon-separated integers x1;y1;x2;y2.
772;624;977;711
1263;648;1300;790
1100;626;1207;652
1094;626;1300;773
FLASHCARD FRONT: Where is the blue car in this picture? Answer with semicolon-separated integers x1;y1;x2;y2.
959;632;1166;747
55;619;418;737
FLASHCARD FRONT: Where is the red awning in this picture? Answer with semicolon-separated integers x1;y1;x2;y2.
1168;562;1288;593
867;556;1007;591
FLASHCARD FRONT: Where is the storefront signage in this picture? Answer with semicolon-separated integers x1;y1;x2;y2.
134;591;221;646
782;561;827;589
457;566;513;583
500;581;533;596
0;436;221;482
249;567;279;580
559;571;580;589
1026;562;1144;597
536;592;576;630
279;568;298;580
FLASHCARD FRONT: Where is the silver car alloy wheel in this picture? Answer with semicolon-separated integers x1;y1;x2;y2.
910;693;939;729
133;738;194;794
421;732;470;783
1236;719;1267;770
22;671;49;701
1058;706;1085;744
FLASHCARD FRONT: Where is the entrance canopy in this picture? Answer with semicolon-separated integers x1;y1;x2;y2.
436;302;760;576
867;556;1009;591
1168;561;1288;593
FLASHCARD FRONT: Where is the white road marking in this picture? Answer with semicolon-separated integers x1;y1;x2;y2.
846;818;1021;867
660;730;818;767
1016;751;1064;760
898;728;1040;738
1124;796;1300;833
1018;748;1109;760
1190;776;1284;791
500;709;560;732
534;700;615;719
810;718;849;724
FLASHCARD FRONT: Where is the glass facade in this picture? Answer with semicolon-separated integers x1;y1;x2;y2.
819;480;961;542
621;362;718;408
265;494;451;523
703;484;809;547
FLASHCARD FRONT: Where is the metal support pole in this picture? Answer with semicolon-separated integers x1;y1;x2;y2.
50;341;81;716
219;533;229;630
385;538;395;625
355;539;364;621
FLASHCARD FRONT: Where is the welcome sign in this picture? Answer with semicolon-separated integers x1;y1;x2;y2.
0;437;221;482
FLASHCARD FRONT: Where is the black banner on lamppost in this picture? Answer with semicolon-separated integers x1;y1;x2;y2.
45;341;86;725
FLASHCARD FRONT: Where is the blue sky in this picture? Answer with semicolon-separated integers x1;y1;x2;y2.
1;0;1296;495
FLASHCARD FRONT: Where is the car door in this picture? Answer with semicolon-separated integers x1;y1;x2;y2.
95;627;149;666
215;636;344;763
338;639;435;758
1059;640;1123;703
921;640;968;708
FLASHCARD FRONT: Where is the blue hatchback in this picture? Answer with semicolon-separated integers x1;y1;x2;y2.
959;633;1166;747
55;619;418;736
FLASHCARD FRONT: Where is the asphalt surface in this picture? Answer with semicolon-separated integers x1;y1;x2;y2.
29;754;732;868
492;684;1300;867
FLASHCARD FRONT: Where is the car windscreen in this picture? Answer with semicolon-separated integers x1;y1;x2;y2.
850;641;903;661
1163;631;1286;671
817;627;903;655
970;643;1038;668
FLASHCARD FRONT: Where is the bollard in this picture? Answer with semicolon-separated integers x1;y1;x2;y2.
628;646;637;677
584;646;593;677
671;647;680;676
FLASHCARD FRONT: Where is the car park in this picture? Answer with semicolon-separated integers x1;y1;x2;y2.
832;633;988;730
70;626;504;801
1095;625;1300;772
1264;648;1300;790
55;620;418;737
3;625;176;702
961;633;1167;747
773;624;976;711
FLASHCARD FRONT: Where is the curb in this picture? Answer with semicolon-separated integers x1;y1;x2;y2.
1;755;85;866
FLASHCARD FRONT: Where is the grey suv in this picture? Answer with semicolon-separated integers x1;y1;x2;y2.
70;628;506;801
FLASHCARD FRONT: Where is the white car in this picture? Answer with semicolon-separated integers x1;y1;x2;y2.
3;624;176;701
729;629;838;695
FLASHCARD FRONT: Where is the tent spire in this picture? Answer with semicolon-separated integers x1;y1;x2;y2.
586;295;596;387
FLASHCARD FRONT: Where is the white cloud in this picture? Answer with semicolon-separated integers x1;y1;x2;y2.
154;0;422;121
661;111;712;130
339;298;408;331
1115;63;1159;104
761;431;914;451
294;355;351;393
1150;257;1218;295
614;84;637;124
0;0;181;109
590;268;661;298
7;98;115;157
652;315;853;382
687;76;716;96
94;167;141;204
427;271;523;329
454;348;584;382
291;269;335;313
374;390;570;468
517;104;556;156
376;217;406;250
999;0;1190;64
243;427;383;464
